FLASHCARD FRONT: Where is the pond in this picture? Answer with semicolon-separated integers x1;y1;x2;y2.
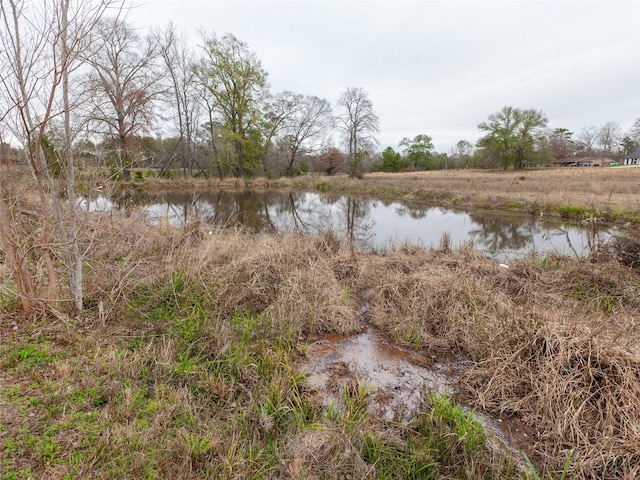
82;189;609;261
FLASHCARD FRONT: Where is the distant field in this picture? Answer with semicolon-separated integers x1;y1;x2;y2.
364;167;640;211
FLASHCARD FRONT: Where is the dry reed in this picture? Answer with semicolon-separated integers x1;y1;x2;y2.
3;214;640;478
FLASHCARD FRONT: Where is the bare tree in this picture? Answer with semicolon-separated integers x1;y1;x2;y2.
154;23;205;177
629;118;640;144
546;128;575;160
597;121;621;158
450;139;473;168
0;0;122;316
259;91;296;175
336;87;379;178
86;16;161;169
621;118;640;156
576;126;598;156
276;92;333;175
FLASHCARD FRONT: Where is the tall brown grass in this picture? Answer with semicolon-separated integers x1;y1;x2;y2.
2;216;639;478
85;218;640;477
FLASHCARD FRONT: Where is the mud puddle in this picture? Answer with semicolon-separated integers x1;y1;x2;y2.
302;328;452;422
301;328;533;471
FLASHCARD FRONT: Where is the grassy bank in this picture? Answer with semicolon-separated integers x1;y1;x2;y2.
2;216;639;478
131;167;640;225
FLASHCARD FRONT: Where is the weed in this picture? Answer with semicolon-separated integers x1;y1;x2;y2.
363;434;438;479
428;394;486;458
525;449;574;480
341;379;371;427
0;289;16;312
316;181;332;192
400;393;499;477
439;231;452;251
3;343;53;369
555;204;586;219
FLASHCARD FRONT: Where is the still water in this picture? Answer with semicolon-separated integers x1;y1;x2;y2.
82;189;608;260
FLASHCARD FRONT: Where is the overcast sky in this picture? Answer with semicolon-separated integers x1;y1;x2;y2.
127;0;640;153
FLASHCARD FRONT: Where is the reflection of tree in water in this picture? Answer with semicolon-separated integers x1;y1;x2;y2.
317;193;342;206
339;197;374;249
115;190;207;224
97;188;606;257
121;190;271;231
119;189;375;247
264;191;331;234
467;211;538;252
393;204;430;220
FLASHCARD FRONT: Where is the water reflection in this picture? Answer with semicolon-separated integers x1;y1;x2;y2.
82;189;609;260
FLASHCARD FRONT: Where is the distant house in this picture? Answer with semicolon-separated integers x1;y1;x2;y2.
623;149;640;166
552;156;612;167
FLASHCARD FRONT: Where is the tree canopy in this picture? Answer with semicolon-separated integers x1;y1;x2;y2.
399;134;435;170
195;33;269;177
477;106;548;169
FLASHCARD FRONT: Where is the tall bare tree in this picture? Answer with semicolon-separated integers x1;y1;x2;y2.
547;128;575;161
450;139;473;168
86;16;160;169
257;91;294;175
576;126;598;156
621;118;640;156
336;86;379;178
629;118;640;144
154;23;205;177
0;0;122;316
597;121;621;158
276;92;333;175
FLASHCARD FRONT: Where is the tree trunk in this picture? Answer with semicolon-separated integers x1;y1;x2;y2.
0;191;34;315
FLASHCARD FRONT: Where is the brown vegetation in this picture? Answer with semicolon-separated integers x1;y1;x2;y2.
2;215;639;478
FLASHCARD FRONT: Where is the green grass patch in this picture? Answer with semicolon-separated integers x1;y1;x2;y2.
555;205;587;220
2;343;54;369
363;434;438;479
316;181;332;192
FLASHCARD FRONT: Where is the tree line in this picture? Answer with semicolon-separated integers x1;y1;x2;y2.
1;12;381;180
3;6;637;180
380;111;640;173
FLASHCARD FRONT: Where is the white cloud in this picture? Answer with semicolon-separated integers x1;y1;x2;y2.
128;0;640;151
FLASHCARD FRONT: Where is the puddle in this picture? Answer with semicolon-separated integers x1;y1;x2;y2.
301;328;533;472
302;329;453;422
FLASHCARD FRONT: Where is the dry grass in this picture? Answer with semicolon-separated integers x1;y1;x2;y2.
362;168;640;213
348;245;640;479
2;218;640;478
